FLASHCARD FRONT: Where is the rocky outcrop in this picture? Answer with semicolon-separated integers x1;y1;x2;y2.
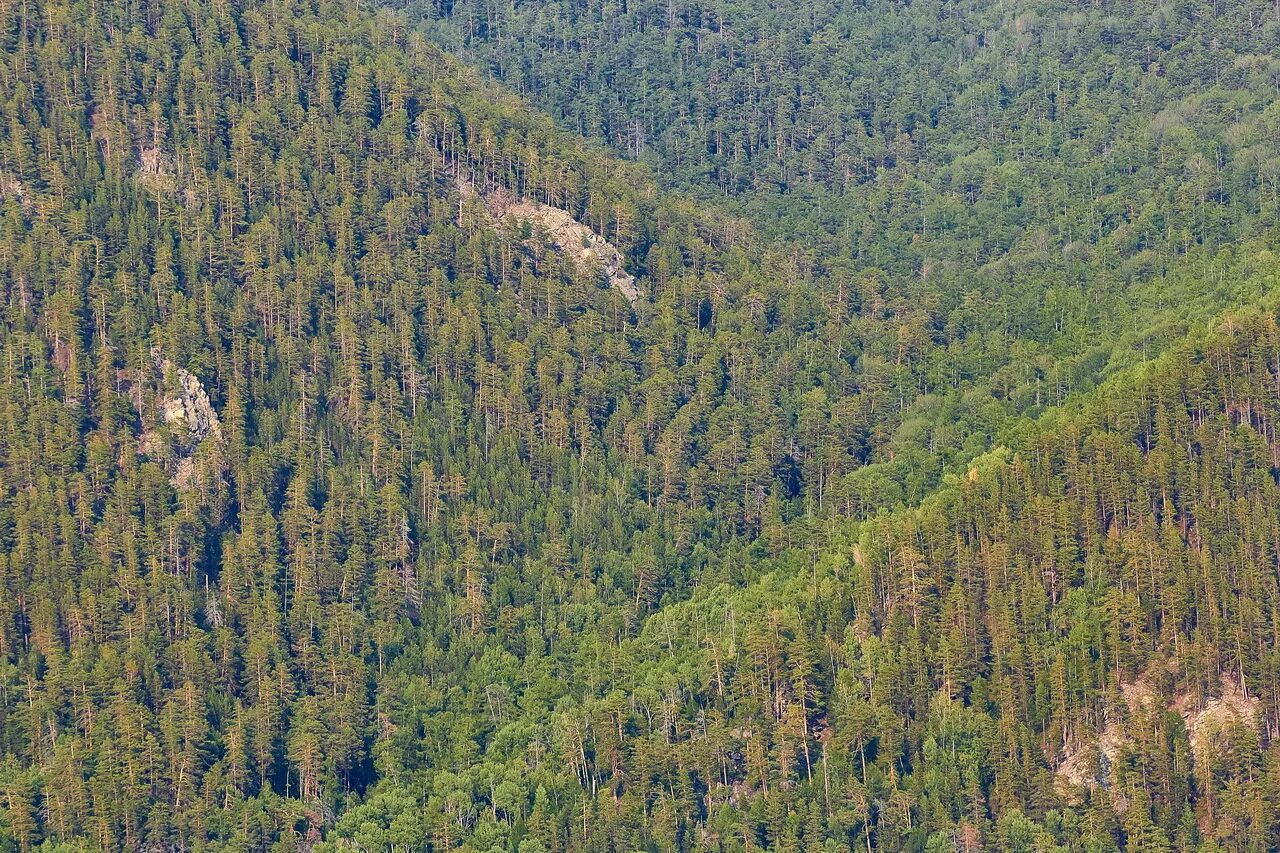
493;192;639;305
136;145;176;192
126;349;225;489
1174;679;1260;762
458;178;638;305
0;173;31;218
1053;672;1261;812
0;173;25;203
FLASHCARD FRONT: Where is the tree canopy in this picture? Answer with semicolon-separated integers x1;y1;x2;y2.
0;0;1278;849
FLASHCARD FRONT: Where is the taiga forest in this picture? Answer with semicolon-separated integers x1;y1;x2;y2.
2;0;1280;849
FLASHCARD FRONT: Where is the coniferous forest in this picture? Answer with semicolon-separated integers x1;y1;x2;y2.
2;0;1280;849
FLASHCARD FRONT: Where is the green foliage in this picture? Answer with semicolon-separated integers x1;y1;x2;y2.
1;0;1280;848
405;0;1280;262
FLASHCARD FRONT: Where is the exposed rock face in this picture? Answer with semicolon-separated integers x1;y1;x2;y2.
0;173;31;219
1174;679;1260;761
1054;740;1102;802
155;354;223;443
1053;672;1261;813
493;193;639;305
137;145;176;192
0;173;25;203
458;178;639;305
128;349;225;489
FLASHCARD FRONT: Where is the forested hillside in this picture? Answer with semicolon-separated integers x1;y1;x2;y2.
403;0;1280;494
0;0;1279;849
402;0;1280;252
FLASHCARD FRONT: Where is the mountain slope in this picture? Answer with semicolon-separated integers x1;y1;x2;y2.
403;0;1280;254
323;311;1280;852
1;0;1279;849
401;0;1280;508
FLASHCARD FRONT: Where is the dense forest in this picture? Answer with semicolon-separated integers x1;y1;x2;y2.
0;0;1278;849
400;0;1280;249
